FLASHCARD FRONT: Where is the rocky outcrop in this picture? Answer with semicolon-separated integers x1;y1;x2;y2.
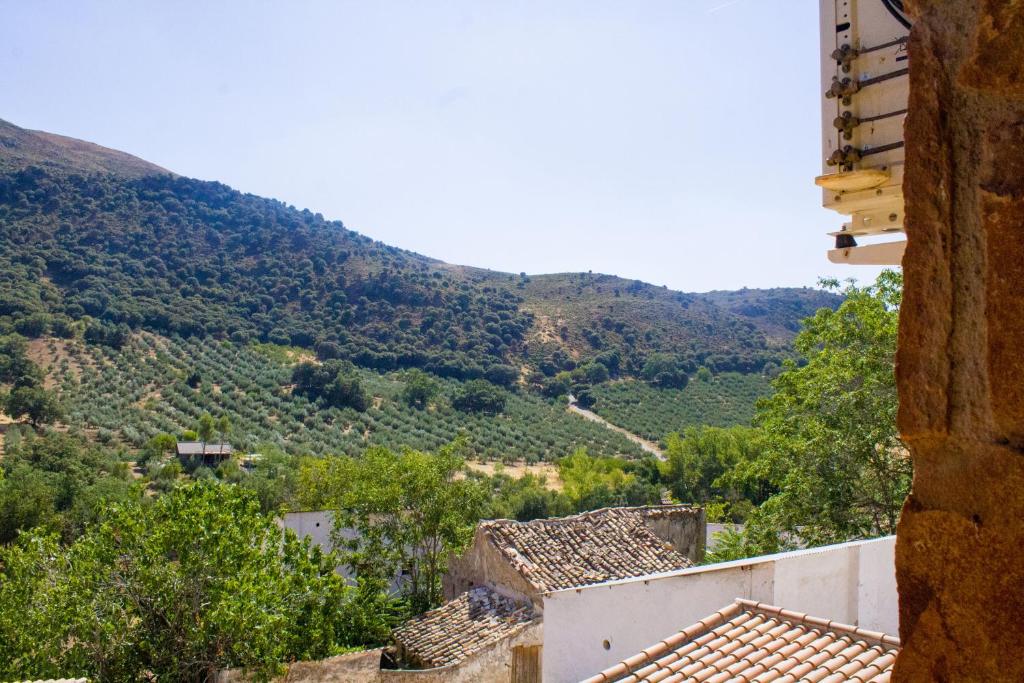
895;1;1024;680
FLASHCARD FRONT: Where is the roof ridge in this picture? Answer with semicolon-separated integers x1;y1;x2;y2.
734;598;901;647
479;504;697;529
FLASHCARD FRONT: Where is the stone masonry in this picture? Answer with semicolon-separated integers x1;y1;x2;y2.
894;1;1024;680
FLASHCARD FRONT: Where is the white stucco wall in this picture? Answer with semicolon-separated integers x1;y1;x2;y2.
541;536;897;683
281;511;402;588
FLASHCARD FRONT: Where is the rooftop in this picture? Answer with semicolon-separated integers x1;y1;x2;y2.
582;599;900;683
481;506;695;592
390;586;536;669
175;441;232;456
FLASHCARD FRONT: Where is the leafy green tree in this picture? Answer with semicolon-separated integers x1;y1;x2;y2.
662;425;765;506
0;334;42;386
0;432;134;543
452;379;506;414
299;441;486;613
727;271;908;549
196;412;215;443
401;369;439;409
5;385;63;427
216;414;231;446
292;360;368;411
641;353;689;389
0;481;366;682
557;448;659;511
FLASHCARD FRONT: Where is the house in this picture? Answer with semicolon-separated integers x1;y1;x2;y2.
385;586;541;677
541;535;897;681
443;505;706;605
175;441;233;466
384;505;705;681
581;598;900;683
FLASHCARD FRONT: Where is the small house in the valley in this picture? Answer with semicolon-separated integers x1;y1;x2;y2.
383;505;706;681
175;441;233;467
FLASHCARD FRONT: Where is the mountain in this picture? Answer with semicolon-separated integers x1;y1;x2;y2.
0;118;837;384
0;119;170;179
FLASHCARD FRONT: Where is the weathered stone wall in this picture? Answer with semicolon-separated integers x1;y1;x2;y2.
443;527;541;606
895;1;1024;680
218;624;543;683
640;506;706;563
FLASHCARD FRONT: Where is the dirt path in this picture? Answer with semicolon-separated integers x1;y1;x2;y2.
567;395;665;460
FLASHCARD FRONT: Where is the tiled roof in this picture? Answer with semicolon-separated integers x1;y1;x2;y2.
582;599;900;683
391;587;535;669
481;506;694;592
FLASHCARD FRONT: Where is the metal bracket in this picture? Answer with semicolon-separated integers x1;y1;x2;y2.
833;111;861;140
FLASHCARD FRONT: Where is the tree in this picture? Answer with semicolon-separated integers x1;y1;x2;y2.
0;334;42;386
0;481;371;682
0;431;134;543
291;360;368;411
216;415;231;447
196;412;215;444
727;271;908;549
5;386;63;427
662;426;764;507
641;353;689;389
299;441;486;614
452;379;506;414
401;369;439;409
557;448;658;512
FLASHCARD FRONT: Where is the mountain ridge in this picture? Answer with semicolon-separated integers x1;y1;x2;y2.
0;120;839;383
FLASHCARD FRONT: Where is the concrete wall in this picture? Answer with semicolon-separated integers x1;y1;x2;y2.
894;1;1024;679
541;536;896;683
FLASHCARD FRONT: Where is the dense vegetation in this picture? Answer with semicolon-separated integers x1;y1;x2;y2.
589;373;773;444
0;117;839;390
1;119;901;681
0;481;394;682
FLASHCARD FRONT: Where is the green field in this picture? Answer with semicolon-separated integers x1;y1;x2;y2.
50;335;644;462
589;373;772;443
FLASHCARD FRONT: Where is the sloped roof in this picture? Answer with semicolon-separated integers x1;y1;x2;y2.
175;441;232;456
391;587;536;669
582;599;901;683
480;506;695;592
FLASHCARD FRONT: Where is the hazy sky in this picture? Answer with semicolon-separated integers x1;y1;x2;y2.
2;0;884;292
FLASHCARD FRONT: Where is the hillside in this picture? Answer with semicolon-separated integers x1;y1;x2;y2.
0;119;840;457
0;119;170;178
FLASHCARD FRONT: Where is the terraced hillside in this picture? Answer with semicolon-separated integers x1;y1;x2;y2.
589;374;772;444
39;335;644;462
0;119;840;454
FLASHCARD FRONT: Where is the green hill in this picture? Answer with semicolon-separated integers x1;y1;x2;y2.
0;118;839;458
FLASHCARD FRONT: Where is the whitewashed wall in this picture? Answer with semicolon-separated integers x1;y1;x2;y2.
541;536;897;683
280;511;407;590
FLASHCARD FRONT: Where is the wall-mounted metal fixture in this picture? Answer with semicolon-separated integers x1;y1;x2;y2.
817;1;910;266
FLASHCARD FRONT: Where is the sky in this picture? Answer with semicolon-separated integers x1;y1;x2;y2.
1;0;884;292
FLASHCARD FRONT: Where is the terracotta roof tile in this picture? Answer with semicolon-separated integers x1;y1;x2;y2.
581;599;900;683
481;506;695;592
391;587;535;669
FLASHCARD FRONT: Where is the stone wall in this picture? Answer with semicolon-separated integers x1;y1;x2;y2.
639;506;706;562
443;526;541;605
895;1;1024;679
218;624;542;683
